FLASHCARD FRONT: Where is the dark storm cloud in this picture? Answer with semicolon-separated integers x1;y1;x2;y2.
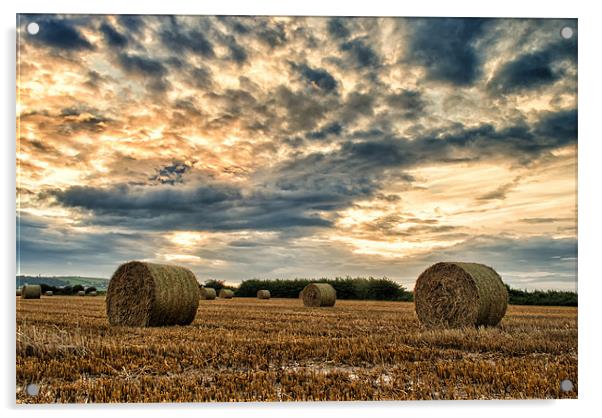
32;18;94;51
488;37;577;94
293;63;338;92
217;16;250;34
406;18;488;85
117;53;167;77
159;23;215;58
149;161;192;185
274;86;332;133
56;106;111;134
339;92;375;123
274;107;576;209
188;66;214;90
46;182;334;232
223;35;248;64
533;108;577;144
385;89;426;120
117;15;145;33
340;37;380;68
99;22;128;47
257;23;287;48
327;18;350;40
306;122;343;140
116;52;170;93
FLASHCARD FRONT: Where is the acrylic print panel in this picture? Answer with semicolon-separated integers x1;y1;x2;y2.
16;15;577;403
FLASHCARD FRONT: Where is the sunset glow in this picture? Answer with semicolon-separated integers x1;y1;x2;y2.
16;15;577;290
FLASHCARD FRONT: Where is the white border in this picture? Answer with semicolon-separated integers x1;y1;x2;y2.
3;1;601;417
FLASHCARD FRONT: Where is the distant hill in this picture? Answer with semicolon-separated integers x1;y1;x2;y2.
16;275;109;290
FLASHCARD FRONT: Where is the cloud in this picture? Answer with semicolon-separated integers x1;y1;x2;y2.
294;63;338;92
340;37;380;68
476;176;522;201
33;18;94;51
306;122;343;140
488;38;577;94
149;161;193;185
223;35;248;64
159;23;215;58
520;217;572;224
99;22;128;48
46;181;334;232
17;15;577;289
257;23;287;48
385;89;426;120
406;18;488;85
117;53;167;77
327;18;350;40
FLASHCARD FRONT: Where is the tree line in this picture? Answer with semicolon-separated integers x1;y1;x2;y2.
202;278;577;306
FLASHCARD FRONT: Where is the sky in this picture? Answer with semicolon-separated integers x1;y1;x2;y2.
16;15;577;290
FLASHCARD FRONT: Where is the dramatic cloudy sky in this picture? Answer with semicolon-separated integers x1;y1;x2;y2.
16;15;577;290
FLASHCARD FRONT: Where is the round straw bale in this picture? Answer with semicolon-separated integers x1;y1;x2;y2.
302;283;336;307
88;291;98;296
21;285;41;299
44;291;53;296
106;261;200;327
16;289;21;297
219;289;234;299
257;289;271;299
414;262;508;328
77;290;85;296
298;290;304;299
200;287;216;300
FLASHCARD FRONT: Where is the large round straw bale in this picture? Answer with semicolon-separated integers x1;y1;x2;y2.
16;289;21;297
21;285;41;299
44;291;53;296
78;290;86;296
88;291;98;296
302;283;336;307
219;289;234;299
106;261;200;327
414;262;508;328
257;289;271;299
200;287;216;300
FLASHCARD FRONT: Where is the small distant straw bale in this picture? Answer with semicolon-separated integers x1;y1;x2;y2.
200;287;217;300
302;283;336;307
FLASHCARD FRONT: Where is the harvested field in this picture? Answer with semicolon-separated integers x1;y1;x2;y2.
16;297;577;403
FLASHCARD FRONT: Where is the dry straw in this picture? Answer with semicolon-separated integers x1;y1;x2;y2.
302;283;336;307
257;289;271;299
414;262;508;328
106;261;200;327
219;289;234;299
21;285;41;299
45;291;53;296
200;287;217;300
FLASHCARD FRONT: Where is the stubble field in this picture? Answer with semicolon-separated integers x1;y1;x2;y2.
16;296;577;403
